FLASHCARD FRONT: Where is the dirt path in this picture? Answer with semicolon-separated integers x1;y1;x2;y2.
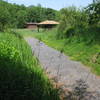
25;37;100;99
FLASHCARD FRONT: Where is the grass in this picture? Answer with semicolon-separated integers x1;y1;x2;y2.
0;31;60;100
16;28;100;75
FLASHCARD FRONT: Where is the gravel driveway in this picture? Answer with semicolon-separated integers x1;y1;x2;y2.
25;37;100;99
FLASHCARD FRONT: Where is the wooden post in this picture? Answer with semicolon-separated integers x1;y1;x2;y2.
37;25;39;32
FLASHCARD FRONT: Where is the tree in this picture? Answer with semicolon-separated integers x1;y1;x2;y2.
0;0;11;31
57;6;88;39
86;0;100;25
44;8;57;20
0;0;58;30
16;10;27;28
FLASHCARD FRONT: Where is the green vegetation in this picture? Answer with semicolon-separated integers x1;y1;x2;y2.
0;32;59;100
0;0;58;31
86;0;100;25
16;1;100;75
16;28;100;75
0;0;100;99
0;1;60;99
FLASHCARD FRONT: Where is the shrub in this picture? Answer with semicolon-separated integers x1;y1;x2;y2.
86;1;100;26
0;42;20;61
57;6;88;39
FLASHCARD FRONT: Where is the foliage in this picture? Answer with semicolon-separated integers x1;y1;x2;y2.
0;42;20;61
27;5;58;22
86;0;100;26
0;0;58;31
56;0;100;40
0;0;11;31
57;6;88;39
0;32;60;100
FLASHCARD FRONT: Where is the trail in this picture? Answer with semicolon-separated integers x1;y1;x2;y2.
25;37;100;99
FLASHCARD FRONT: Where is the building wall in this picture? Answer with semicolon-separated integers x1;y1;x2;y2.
26;24;37;29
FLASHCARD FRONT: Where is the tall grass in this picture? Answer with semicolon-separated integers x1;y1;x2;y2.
0;32;60;100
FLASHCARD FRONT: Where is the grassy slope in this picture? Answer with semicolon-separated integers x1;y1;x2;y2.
0;31;59;100
16;29;100;75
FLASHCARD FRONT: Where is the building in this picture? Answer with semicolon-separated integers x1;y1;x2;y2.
26;23;38;29
38;20;59;28
37;20;59;32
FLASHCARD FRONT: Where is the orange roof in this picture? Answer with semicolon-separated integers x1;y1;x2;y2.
38;20;59;25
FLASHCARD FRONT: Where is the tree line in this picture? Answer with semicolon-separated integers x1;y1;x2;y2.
0;0;58;31
0;0;100;35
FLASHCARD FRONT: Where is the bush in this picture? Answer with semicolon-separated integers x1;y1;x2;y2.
57;7;88;39
86;1;100;26
0;33;59;100
0;42;20;61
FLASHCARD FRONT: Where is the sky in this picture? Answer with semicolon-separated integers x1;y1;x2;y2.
7;0;93;10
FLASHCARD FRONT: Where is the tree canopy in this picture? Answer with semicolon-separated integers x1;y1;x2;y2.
86;0;100;25
0;0;58;31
